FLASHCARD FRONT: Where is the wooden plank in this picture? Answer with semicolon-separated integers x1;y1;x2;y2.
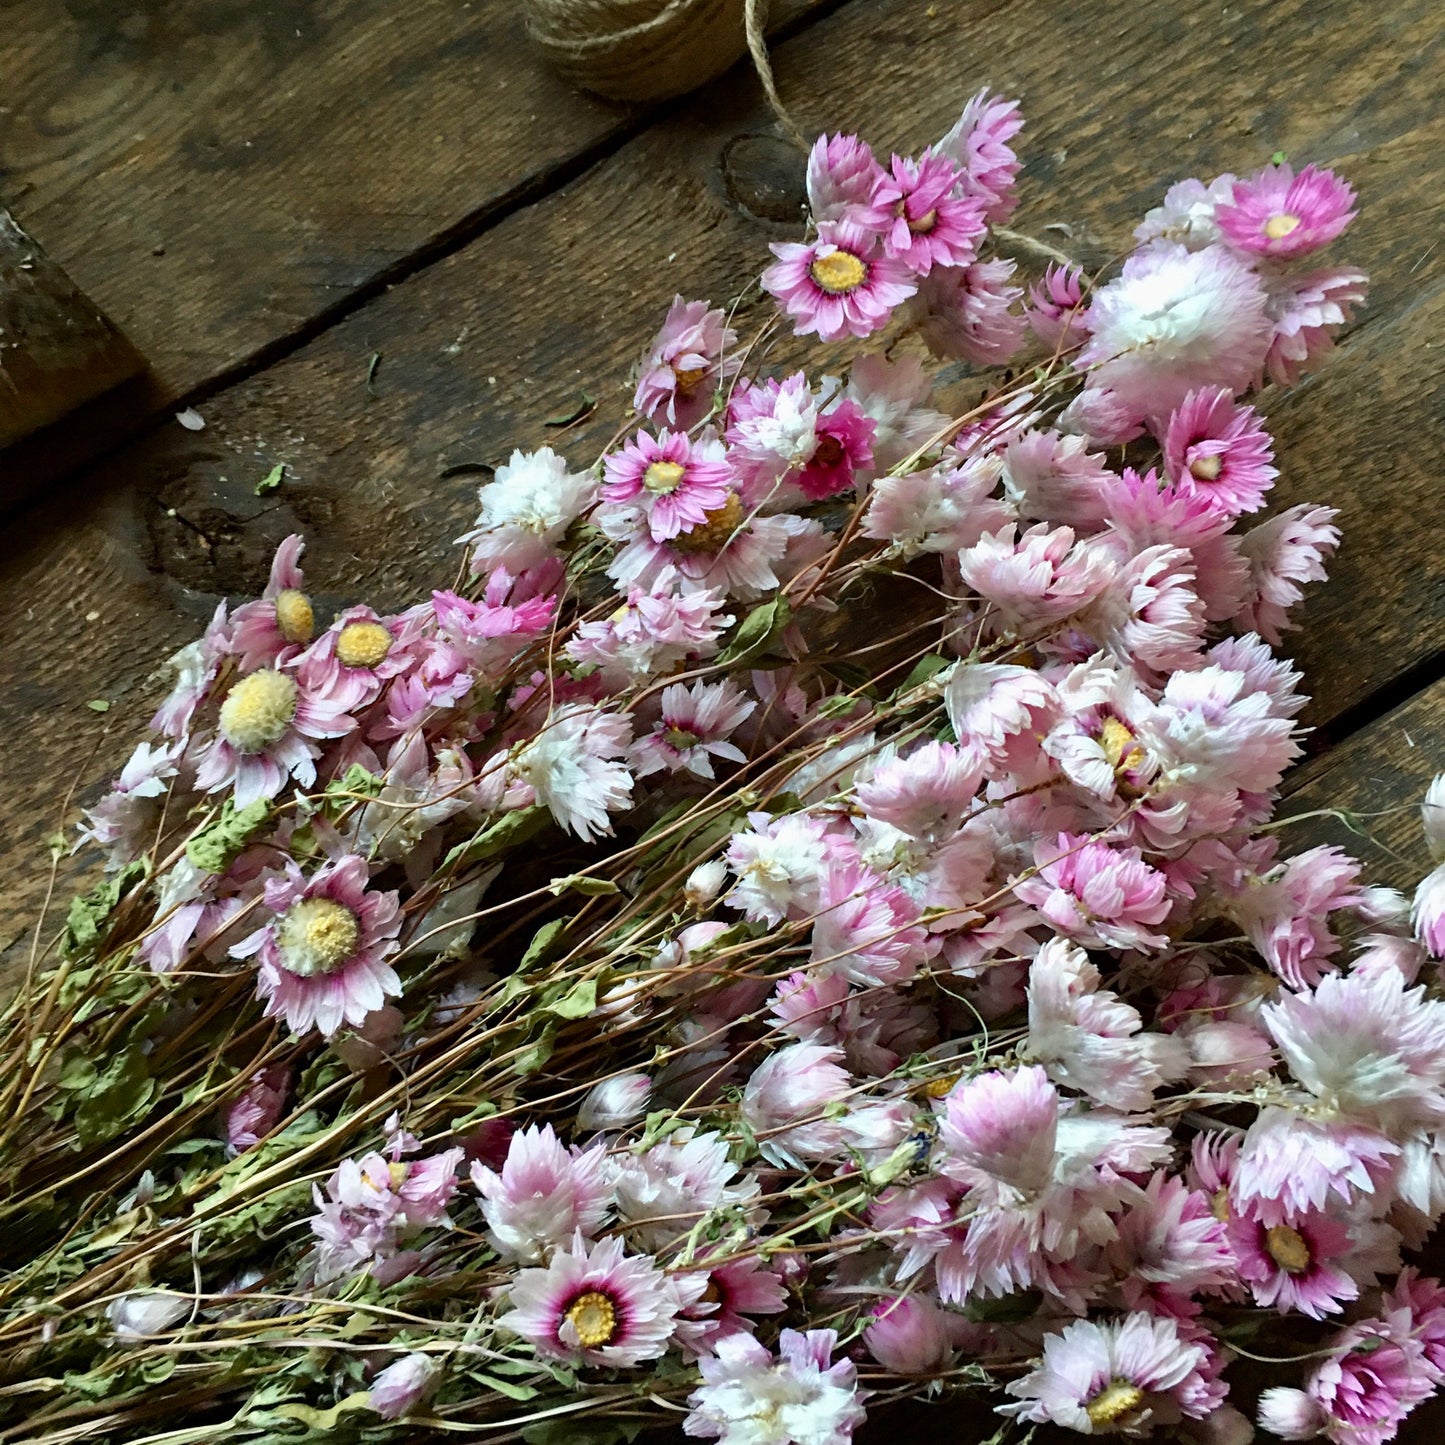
0;0;1440;961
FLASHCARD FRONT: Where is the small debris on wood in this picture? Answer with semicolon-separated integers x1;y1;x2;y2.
175;407;205;431
543;392;596;428
255;463;286;496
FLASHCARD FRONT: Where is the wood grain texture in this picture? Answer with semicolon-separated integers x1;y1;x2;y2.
0;0;1440;967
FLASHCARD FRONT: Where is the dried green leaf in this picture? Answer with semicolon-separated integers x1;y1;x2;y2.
63;860;147;962
716;596;792;666
186;797;271;874
543;977;597;1020
518;917;568;972
543;391;597;428
254;463;285;496
443;805;549;872
85;698;112;712
547;873;620;898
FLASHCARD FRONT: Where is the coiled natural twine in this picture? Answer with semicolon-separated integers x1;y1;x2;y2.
521;0;806;146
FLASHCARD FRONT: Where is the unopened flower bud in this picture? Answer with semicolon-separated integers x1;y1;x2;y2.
863;1295;952;1374
108;1292;190;1340
368;1351;437;1419
684;859;727;908
578;1073;652;1132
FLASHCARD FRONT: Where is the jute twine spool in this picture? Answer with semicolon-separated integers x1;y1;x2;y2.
521;0;806;145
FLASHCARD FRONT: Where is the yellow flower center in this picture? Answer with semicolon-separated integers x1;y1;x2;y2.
908;207;938;235
1101;715;1145;775
1265;1223;1313;1275
643;460;687;495
1264;212;1302;240
335;620;393;670
276;897;362;977
1188;453;1224;482
1086;1380;1146;1428
564;1290;618;1349
219;669;299;754
809;249;868;295
388;1160;409;1189
922;1071;962;1099
673;365;708;398
670;493;745;556
274;589;315;645
1211;1186;1230;1222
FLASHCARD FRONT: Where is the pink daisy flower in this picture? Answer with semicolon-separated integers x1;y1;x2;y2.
810;859;929;988
869;150;986;275
1001;1312;1219;1434
1014;833;1171;951
685;1328;867;1445
608;1128;759;1253
78;738;184;866
224;1063;290;1153
498;1232;682;1369
192;667;355;808
1262;266;1368;386
1233;503;1340;645
228;534;314;673
470;1123;611;1265
762;220;917;342
151;602;231;740
231;854;402;1038
632;678;755;780
1228;1207;1361;1319
725;810;833;925
1162;387;1278;517
1217;162;1357;260
632;296;739;430
432;570;557;672
1027;262;1091;352
805;133;884;224
1104;1169;1234;1316
602;430;734;543
913;257;1026;365
861;455;1013;557
295;604;416;714
674;1254;788;1359
935;87;1024;224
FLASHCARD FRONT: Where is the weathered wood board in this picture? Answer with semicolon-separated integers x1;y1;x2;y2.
0;0;1440;967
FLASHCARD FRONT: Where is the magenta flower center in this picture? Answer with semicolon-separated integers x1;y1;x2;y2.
564;1290;619;1348
1087;1379;1145;1428
335;620;393;669
219;668;298;754
643;460;687;495
277;897;362;978
812;434;846;469
1265;1222;1313;1275
1263;212;1302;240
274;589;315;645
809;248;868;295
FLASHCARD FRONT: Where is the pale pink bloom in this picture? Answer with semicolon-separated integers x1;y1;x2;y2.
633;678;754;780
1227;1206;1360;1319
577;1073;651;1133
1263;967;1445;1133
763;219;916;342
1001;428;1116;529
1163;387;1277;516
609;1128;759;1252
1014;834;1171;951
602;429;734;543
1104;1170;1233;1315
232;854;402;1038
842;351;951;472
151;603;231;739
512;703;633;842
1027;263;1091;352
431;572;556;673
1262;267;1368;387
945;662;1059;766
1026;938;1187;1110
192;667;354;809
1075;242;1273;438
368;1352;436;1420
913;257;1027;365
1413;863;1445;958
725;811;832;925
1233;1107;1399;1227
1233;503;1340;645
673;1253;788;1359
805;132;884;224
1387;1268;1445;1377
224;1063;290;1153
1257;1387;1330;1440
861;456;1012;557
868;150;986;275
854;740;984;842
458;447;597;576
229;534;313;671
1220;842;1362;989
1001;1312;1219;1432
935;88;1024;224
633;296;739;429
741;1042;852;1167
498;1232;681;1368
684;1328;868;1445
567;573;731;690
810;859;928;988
1218;162;1356;259
1182;1019;1277;1089
959;523;1114;631
469;1124;610;1264
1082;542;1206;674
78;738;184;865
863;1294;953;1374
1134;174;1236;251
